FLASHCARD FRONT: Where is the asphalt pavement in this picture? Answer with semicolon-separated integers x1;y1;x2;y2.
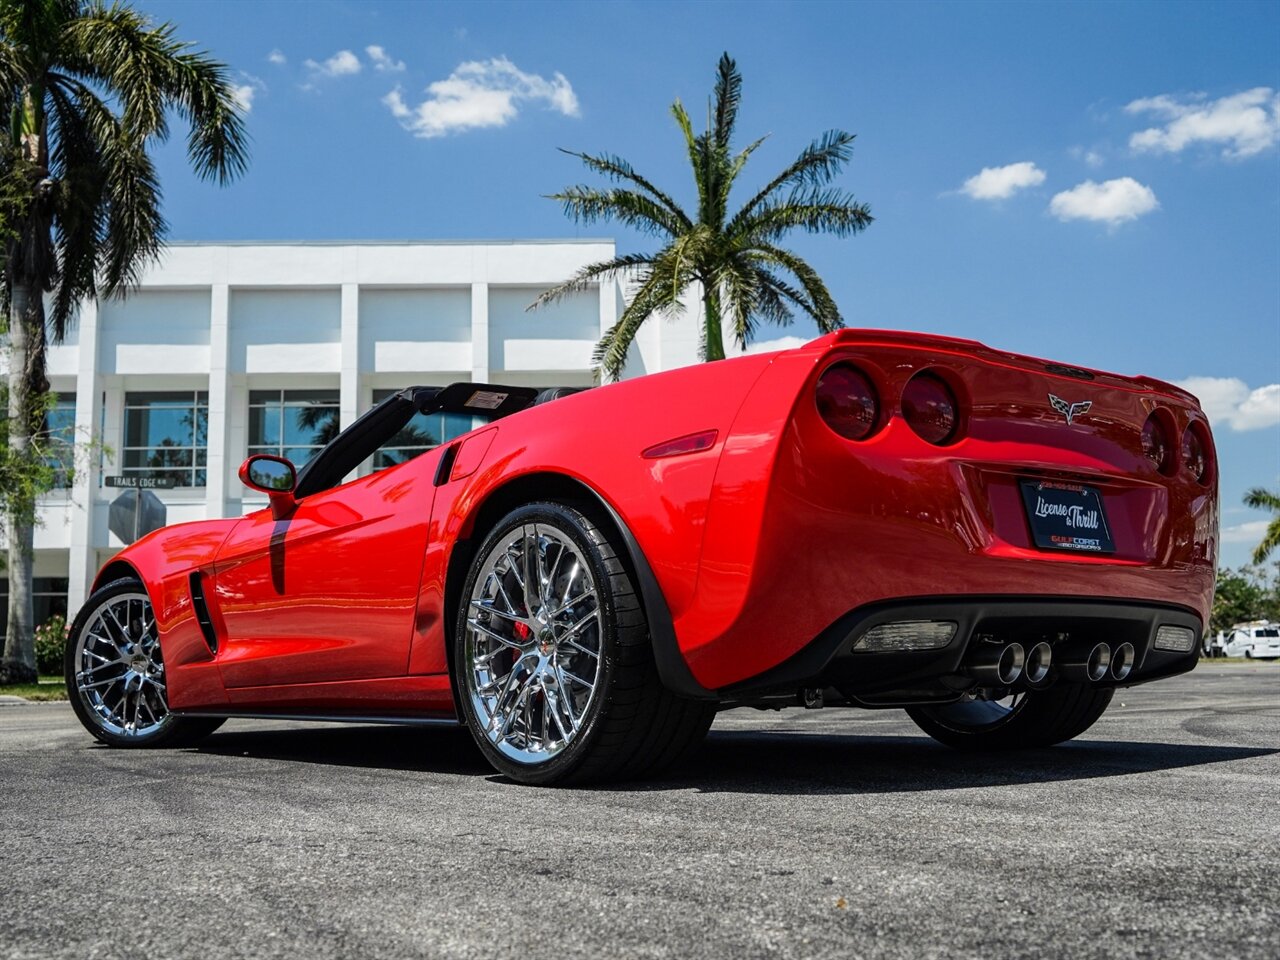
1;663;1277;960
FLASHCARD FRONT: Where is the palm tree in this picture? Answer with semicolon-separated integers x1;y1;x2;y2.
0;0;247;683
534;53;872;381
1243;488;1280;565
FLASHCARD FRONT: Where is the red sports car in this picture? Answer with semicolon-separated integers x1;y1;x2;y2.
64;330;1217;784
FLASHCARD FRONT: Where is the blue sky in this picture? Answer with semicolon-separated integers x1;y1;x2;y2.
140;0;1279;568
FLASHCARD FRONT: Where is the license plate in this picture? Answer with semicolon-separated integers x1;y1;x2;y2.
1019;480;1115;554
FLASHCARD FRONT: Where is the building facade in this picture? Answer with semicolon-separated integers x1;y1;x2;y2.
0;240;704;633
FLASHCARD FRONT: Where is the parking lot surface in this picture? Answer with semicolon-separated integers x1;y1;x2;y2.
1;664;1277;960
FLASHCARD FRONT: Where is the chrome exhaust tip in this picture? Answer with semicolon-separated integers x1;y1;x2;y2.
1087;642;1111;682
1111;642;1135;681
1025;642;1053;686
1060;642;1111;682
997;643;1025;685
966;642;1025;685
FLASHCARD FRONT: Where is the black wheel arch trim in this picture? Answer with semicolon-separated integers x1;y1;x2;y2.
444;471;715;702
592;497;716;701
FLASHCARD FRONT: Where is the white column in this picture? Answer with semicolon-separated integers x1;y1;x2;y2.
471;282;489;382
204;284;231;518
339;283;359;429
67;301;102;612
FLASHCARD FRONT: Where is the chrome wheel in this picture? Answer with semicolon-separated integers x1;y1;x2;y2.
464;522;603;764
73;591;170;739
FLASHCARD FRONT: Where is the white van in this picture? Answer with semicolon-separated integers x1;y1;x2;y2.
1218;622;1280;659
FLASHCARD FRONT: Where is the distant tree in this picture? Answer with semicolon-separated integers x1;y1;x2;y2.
1242;487;1280;565
1211;565;1278;634
0;0;248;683
535;52;872;380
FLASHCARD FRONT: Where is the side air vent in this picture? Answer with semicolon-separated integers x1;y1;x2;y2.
1045;363;1096;381
189;571;218;655
434;443;460;486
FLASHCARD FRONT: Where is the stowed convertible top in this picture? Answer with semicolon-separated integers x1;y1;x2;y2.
394;382;591;420
293;382;591;498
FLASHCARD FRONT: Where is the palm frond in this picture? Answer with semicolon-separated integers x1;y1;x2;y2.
1251;518;1280;565
63;1;248;182
711;52;741;152
529;252;656;309
547;185;686;238
556;149;689;229
727;130;857;232
1243;488;1280;512
733;186;873;242
593;263;684;381
751;243;842;332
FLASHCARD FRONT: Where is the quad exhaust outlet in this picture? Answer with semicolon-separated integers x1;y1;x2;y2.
1024;642;1053;686
964;639;1137;688
1110;642;1135;681
966;642;1025;686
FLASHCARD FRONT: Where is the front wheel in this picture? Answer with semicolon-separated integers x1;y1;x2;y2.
65;578;225;748
906;682;1113;751
454;501;715;786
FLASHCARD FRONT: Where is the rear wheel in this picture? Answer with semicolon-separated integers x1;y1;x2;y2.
906;682;1113;750
454;501;715;785
65;578;225;748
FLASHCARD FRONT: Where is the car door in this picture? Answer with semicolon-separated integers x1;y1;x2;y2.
210;460;432;688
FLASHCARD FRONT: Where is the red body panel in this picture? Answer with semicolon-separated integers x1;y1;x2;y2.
210;457;436;687
94;330;1217;714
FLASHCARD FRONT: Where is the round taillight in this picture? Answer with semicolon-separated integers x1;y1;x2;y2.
902;373;959;445
1182;422;1211;484
816;363;879;441
1141;411;1173;474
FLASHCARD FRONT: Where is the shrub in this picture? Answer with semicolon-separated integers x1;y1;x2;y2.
34;614;69;675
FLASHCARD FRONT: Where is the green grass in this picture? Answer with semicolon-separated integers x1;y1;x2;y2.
0;675;68;701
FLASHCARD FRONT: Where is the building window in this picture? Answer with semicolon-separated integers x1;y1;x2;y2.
370;389;476;470
0;577;69;644
122;391;209;487
248;389;340;467
42;392;76;488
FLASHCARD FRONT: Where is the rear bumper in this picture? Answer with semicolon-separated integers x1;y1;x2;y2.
721;596;1202;700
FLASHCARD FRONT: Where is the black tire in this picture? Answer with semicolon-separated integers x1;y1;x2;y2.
906;682;1114;751
65;577;225;748
453;501;715;786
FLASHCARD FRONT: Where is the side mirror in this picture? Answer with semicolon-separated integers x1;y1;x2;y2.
239;454;297;519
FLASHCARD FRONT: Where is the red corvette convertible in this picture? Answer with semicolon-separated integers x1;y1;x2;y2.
65;330;1217;784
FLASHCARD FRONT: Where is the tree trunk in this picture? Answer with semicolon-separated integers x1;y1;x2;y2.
2;281;47;684
702;281;726;362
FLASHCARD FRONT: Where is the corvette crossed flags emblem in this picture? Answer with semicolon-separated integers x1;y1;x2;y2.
1048;394;1092;425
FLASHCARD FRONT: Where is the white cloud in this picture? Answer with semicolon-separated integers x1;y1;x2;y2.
1175;377;1280;432
1222;520;1270;544
384;56;579;138
1048;177;1158;226
267;49;286;66
304;49;362;78
1084;150;1103;168
1126;87;1280;159
960;161;1046;200
232;83;256;113
366;45;405;73
231;73;265;113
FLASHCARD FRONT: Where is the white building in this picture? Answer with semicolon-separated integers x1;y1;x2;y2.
1;240;707;632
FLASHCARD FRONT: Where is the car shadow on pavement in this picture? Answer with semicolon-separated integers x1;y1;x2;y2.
195;724;492;776
641;730;1278;795
192;722;1276;793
